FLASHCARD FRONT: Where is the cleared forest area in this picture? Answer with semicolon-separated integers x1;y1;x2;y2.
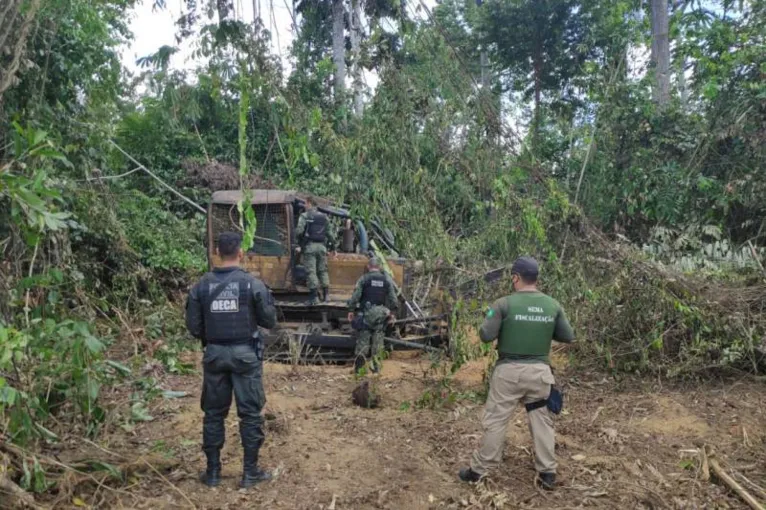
2;0;766;508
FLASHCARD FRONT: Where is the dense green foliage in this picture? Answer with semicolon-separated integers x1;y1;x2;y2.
1;0;765;486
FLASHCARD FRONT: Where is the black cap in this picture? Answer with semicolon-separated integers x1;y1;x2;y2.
511;256;539;279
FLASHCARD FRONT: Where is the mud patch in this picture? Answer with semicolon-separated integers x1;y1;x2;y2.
633;395;710;437
452;359;488;387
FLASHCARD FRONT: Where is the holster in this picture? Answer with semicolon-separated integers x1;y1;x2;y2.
524;385;564;415
251;334;264;361
350;314;366;331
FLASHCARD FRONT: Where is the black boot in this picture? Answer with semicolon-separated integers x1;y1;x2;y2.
538;472;556;490
458;467;482;483
307;289;319;306
240;448;272;489
322;287;329;302
353;355;365;374
199;449;222;487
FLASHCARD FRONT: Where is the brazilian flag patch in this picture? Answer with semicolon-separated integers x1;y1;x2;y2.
486;309;495;318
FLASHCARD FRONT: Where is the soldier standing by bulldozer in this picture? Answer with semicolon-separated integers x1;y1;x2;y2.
296;197;336;305
347;257;399;374
185;231;277;489
458;256;575;490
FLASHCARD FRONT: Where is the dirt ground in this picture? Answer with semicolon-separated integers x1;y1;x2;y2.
60;351;766;510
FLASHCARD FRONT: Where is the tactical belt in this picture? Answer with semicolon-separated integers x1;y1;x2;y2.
206;337;264;360
524;385;563;415
498;352;547;361
207;338;253;346
524;399;548;412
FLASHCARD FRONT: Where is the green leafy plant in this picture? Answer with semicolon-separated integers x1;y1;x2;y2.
0;319;112;445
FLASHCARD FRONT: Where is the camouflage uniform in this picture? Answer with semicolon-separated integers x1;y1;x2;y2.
297;208;336;292
303;242;329;290
348;270;399;372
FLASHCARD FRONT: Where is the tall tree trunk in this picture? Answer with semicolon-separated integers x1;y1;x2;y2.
476;0;489;90
332;0;346;103
672;1;687;108
678;57;688;106
476;0;496;142
0;0;42;103
532;49;542;150
350;0;363;116
651;0;670;107
400;0;406;34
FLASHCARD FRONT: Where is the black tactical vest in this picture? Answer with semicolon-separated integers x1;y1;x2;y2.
361;273;388;307
201;269;256;343
306;210;328;243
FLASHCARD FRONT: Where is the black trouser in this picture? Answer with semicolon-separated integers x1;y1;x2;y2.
201;343;266;453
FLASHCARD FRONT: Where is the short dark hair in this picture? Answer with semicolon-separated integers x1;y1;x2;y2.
217;232;242;259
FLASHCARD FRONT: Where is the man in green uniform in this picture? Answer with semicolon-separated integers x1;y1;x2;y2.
459;256;574;490
347;257;399;374
296;197;336;305
185;232;278;489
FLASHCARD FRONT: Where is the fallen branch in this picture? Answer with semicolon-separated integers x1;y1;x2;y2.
748;240;766;278
699;446;710;482
1;442;130;506
707;448;764;510
0;474;41;510
142;458;196;510
736;472;766;503
384;337;441;353
2;441;180;504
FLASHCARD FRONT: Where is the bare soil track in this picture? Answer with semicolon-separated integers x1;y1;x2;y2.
53;353;766;509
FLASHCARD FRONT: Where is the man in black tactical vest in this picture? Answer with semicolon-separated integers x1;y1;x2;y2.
296;197;336;305
458;257;575;490
347;257;399;374
185;232;278;489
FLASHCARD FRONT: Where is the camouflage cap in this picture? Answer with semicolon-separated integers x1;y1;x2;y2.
368;256;380;268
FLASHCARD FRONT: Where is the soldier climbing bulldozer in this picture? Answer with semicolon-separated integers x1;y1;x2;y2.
206;189;449;362
294;196;335;305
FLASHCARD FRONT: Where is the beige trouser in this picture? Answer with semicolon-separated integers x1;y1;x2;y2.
470;362;557;475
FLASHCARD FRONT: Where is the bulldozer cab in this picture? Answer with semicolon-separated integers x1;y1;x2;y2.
206;190;406;302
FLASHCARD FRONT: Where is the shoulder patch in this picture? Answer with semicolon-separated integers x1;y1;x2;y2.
486;309;495;318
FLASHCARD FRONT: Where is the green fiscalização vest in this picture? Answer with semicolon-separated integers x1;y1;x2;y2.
496;291;573;365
